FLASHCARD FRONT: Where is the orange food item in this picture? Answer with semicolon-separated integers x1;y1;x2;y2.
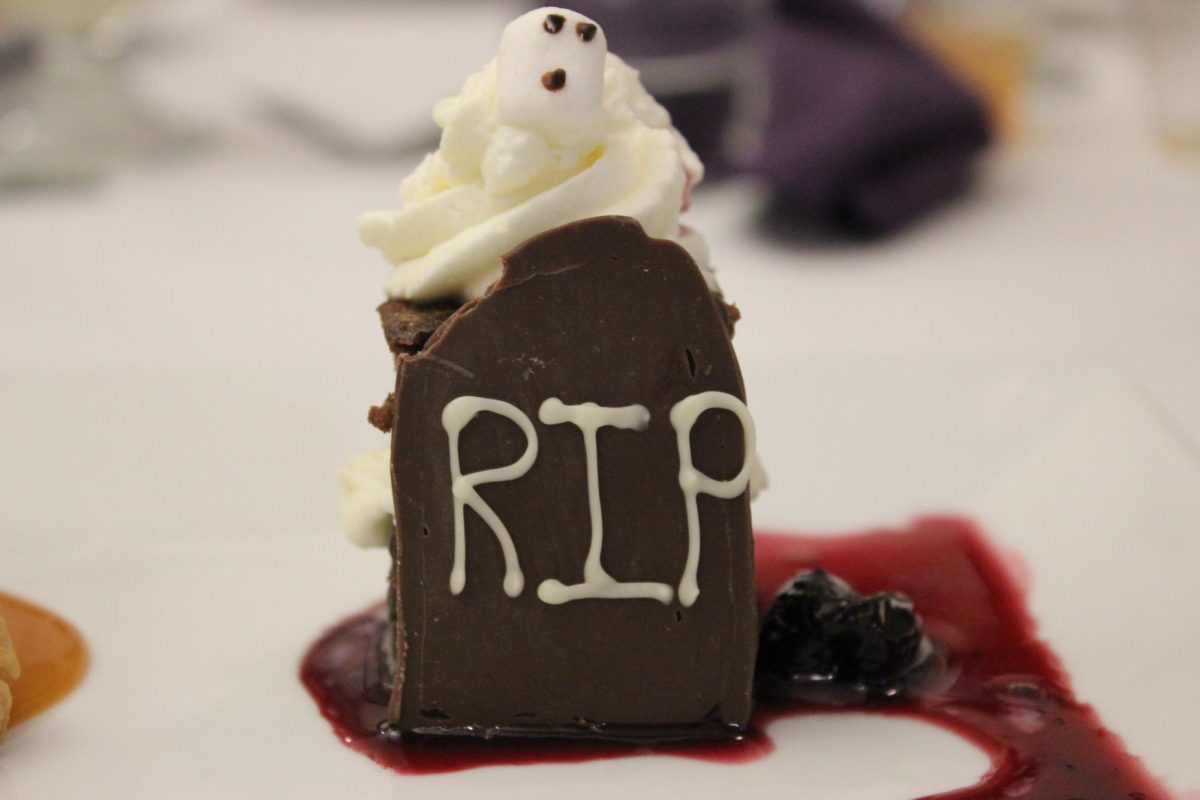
0;592;88;733
0;611;17;738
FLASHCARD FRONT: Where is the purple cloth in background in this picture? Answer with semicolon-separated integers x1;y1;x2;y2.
755;0;993;235
564;0;752;59
558;0;752;174
539;0;994;235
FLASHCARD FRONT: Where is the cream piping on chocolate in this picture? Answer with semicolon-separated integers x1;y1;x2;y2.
442;396;538;598
536;399;674;605
438;391;755;606
670;391;757;607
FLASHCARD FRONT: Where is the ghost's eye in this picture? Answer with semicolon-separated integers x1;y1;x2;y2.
575;22;597;42
541;69;567;92
543;14;565;34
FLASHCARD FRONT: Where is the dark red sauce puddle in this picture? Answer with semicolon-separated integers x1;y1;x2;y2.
301;517;1173;798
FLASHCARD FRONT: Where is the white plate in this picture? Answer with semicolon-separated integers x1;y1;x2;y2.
1;358;1197;798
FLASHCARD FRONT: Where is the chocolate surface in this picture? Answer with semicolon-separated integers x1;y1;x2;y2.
388;216;757;739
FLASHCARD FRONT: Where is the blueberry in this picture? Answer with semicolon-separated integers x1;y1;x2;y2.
756;570;928;700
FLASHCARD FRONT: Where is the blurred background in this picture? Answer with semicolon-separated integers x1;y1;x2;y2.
0;0;1197;469
1;0;1198;471
1;0;1197;434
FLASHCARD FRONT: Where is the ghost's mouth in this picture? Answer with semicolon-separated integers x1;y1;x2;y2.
542;69;567;92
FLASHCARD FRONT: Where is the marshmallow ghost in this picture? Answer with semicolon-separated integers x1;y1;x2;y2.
497;7;607;147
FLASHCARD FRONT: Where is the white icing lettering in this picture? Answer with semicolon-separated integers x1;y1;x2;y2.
669;392;757;607
442;396;539;597
439;391;758;606
536;398;674;605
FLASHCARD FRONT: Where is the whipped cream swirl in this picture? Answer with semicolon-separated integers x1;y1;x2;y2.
359;7;711;302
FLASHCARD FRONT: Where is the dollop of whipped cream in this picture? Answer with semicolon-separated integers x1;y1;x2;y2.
337;448;394;549
359;6;712;302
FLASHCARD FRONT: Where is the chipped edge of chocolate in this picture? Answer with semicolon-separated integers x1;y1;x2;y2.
377;298;461;359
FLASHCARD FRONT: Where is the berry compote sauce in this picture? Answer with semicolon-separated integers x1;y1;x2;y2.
301;517;1174;799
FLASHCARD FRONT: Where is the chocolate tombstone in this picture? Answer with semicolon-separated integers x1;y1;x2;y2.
387;216;757;739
